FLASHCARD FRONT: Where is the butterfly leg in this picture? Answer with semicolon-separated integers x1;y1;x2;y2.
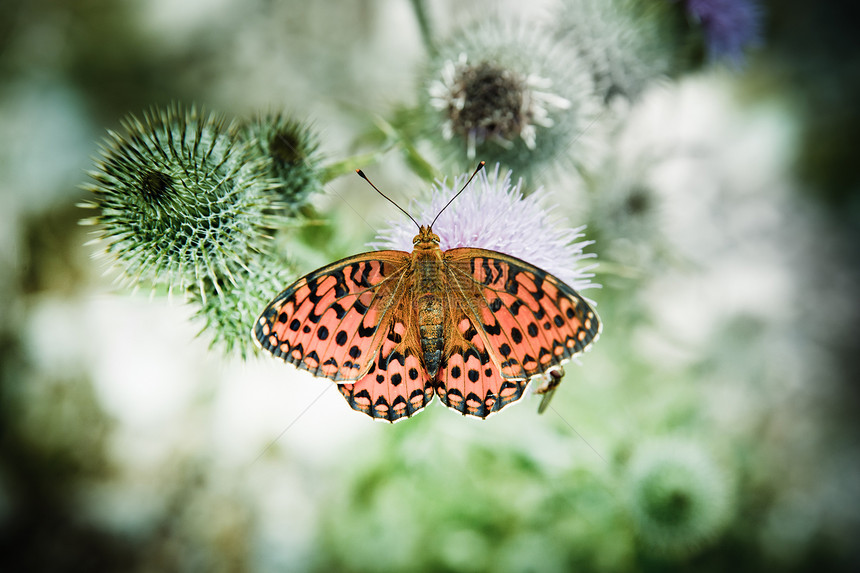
535;365;564;414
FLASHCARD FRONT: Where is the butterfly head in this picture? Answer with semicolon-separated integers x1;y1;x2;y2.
413;225;441;249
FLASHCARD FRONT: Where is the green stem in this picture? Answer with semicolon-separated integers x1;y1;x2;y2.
409;0;437;57
320;151;389;183
372;115;442;182
321;114;442;184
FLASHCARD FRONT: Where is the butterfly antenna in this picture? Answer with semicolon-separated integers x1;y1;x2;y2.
430;161;485;229
355;169;421;230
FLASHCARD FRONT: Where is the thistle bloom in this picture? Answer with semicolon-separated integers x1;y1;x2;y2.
81;104;283;293
421;22;598;179
370;165;598;293
624;438;733;556
684;0;762;65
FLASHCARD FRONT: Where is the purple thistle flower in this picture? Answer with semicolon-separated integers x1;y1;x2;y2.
370;165;599;293
684;0;763;65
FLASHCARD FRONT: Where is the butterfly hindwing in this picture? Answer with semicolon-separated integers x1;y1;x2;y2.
254;251;410;381
436;313;528;418
338;317;435;422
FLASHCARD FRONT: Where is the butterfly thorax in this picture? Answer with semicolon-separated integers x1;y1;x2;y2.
411;226;445;378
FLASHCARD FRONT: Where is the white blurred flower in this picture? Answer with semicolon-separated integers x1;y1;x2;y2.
556;0;682;102
421;21;599;179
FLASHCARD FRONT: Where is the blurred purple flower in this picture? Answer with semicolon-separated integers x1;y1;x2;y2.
370;164;599;292
684;0;762;65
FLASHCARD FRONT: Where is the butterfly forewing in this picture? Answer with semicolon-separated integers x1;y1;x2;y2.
443;248;600;381
254;252;410;381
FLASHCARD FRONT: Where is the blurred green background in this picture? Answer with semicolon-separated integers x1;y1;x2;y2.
1;1;859;571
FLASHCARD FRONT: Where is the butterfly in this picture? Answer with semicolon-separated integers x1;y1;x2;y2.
253;163;600;422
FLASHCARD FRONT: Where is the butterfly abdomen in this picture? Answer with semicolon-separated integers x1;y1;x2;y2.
415;293;444;378
412;248;446;378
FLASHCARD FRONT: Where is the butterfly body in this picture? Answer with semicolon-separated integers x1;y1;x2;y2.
411;228;447;377
255;225;600;422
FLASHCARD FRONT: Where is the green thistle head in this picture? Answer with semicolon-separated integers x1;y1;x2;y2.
420;20;599;180
81;104;283;291
241;113;324;210
624;438;734;556
190;257;297;357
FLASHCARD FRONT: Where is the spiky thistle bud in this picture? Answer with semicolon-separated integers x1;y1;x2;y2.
556;0;686;103
420;21;599;181
189;257;297;357
241;113;324;210
81;104;284;293
624;438;734;556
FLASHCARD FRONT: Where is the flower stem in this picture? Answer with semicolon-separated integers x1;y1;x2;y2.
320;115;442;184
409;0;437;57
320;152;389;184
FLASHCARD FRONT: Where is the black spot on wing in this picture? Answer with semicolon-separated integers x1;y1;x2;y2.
354;297;369;315
333;274;348;298
307;278;323;303
358;323;377;338
482;259;494;285
463;347;480;363
511;327;523;344
483;320;501;336
330;302;347;319
463;324;478;340
493;260;504;283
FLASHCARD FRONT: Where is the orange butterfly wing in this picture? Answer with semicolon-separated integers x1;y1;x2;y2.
434;312;525;418
436;248;600;418
337;316;435;422
253;251;435;422
255;244;599;422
